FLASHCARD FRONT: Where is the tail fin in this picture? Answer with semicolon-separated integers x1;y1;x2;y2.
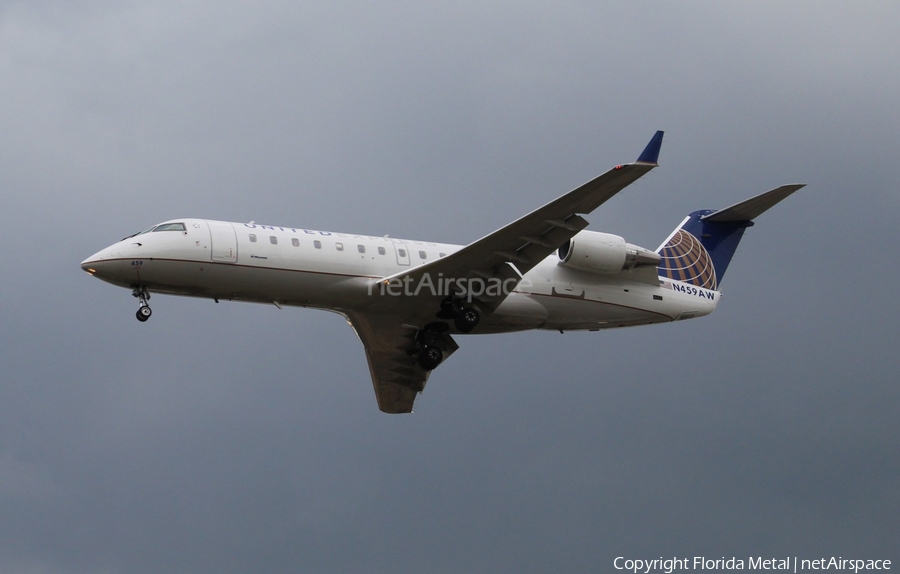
656;184;805;289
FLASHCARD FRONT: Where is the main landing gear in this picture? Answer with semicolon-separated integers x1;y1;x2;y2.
415;298;480;370
132;285;152;322
453;306;480;333
438;298;481;334
417;344;443;371
416;323;448;371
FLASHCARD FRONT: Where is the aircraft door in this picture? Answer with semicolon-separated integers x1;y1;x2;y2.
393;241;410;266
208;221;238;263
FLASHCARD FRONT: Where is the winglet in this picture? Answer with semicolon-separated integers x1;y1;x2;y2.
636;130;664;165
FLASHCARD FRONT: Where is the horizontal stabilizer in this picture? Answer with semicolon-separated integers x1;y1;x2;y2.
659;183;806;288
702;184;805;222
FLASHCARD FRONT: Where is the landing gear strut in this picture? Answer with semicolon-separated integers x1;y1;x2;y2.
132;285;152;322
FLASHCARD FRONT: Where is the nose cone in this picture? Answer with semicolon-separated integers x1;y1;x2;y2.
81;252;102;274
80;244;125;280
82;247;110;274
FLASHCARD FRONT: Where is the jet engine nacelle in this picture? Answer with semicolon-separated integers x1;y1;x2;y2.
557;230;661;274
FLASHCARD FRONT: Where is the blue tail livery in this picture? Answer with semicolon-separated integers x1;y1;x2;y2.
657;184;805;289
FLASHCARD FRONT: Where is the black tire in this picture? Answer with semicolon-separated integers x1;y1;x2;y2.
136;306;152;322
453;306;480;333
417;345;443;371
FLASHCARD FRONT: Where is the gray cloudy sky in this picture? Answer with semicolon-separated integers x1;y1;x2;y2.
2;2;898;572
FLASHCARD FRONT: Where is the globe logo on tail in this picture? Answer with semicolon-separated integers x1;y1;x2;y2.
658;230;717;290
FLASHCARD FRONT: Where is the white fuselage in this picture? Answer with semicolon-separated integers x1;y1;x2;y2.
81;218;718;333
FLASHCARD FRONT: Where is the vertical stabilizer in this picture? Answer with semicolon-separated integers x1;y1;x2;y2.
656;184;804;288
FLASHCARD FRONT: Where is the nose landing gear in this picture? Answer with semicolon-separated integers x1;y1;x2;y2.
136;305;152;322
132;285;152;322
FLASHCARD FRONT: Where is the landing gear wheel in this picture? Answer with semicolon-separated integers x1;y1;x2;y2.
417;345;443;371
453;306;480;333
136;306;152;322
132;285;152;322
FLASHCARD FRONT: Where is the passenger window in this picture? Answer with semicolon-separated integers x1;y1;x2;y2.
398;249;406;258
270;236;277;245
439;253;446;257
292;238;299;247
314;240;322;249
378;247;386;255
249;234;257;243
336;242;344;251
358;244;365;253
419;250;427;259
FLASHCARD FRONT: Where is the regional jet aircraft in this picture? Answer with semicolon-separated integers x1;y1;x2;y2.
82;132;804;413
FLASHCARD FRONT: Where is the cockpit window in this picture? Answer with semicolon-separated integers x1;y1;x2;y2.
153;223;186;232
122;226;156;240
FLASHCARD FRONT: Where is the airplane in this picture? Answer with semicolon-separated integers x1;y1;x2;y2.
81;131;804;413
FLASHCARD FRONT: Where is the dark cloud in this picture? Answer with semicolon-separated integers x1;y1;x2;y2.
1;2;897;572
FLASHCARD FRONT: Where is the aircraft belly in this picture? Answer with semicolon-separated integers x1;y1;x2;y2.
129;259;366;308
96;256;701;333
529;290;673;331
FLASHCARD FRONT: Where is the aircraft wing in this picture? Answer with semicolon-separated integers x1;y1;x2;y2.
345;312;458;413
375;131;664;313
